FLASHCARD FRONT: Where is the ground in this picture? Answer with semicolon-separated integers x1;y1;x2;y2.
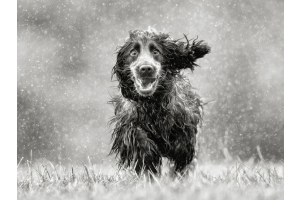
17;160;283;200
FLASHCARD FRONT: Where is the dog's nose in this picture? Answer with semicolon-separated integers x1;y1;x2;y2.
139;65;154;77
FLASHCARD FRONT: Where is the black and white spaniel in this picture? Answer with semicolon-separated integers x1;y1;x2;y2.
109;28;210;176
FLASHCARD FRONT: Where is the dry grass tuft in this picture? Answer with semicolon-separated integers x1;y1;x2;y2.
17;160;283;200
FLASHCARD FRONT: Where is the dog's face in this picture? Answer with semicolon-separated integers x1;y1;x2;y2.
126;39;164;96
113;29;210;99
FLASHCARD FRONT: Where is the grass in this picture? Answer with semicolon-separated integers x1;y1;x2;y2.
17;159;283;200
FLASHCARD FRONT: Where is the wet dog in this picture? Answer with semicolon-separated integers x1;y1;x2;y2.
109;28;210;176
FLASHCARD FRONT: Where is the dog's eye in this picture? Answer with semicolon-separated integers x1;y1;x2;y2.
153;49;160;55
130;50;138;57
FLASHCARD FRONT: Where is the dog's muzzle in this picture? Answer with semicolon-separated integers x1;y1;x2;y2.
134;65;159;96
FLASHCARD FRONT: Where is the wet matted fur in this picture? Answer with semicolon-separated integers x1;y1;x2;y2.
109;28;210;176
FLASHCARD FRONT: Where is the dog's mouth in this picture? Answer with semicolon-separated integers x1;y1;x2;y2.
134;76;159;96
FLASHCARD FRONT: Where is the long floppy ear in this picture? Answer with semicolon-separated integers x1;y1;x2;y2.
181;35;211;71
188;36;211;61
112;42;138;100
159;35;210;72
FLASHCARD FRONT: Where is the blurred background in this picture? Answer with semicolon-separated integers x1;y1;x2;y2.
17;0;283;164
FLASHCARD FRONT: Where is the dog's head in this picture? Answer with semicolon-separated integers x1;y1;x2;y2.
113;28;210;99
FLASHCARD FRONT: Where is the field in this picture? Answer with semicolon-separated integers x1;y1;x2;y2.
17;160;284;200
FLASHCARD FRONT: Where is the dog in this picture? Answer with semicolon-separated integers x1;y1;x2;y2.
109;28;210;176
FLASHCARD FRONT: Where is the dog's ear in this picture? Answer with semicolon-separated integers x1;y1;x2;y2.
112;42;138;100
189;39;211;61
160;35;210;72
184;35;210;70
112;41;132;81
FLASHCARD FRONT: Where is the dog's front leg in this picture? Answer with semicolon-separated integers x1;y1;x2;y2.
133;127;162;176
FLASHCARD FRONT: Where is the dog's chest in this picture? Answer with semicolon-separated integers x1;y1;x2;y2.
136;106;175;134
